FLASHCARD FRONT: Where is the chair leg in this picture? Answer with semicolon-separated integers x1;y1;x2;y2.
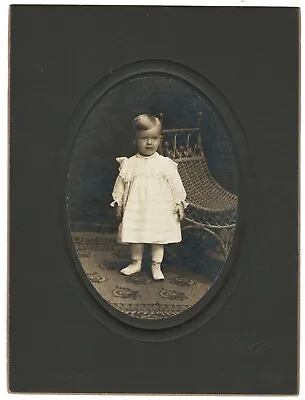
166;224;235;261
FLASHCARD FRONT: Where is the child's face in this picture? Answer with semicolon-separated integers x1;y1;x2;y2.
135;128;161;156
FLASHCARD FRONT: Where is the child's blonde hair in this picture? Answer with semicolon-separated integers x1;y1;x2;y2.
133;114;162;134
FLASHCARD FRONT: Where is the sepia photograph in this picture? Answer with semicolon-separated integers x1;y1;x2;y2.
7;2;300;395
67;75;238;320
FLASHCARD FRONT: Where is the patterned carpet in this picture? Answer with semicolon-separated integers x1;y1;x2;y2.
71;229;223;319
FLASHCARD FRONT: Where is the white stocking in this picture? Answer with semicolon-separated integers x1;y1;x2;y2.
120;243;144;275
151;244;165;280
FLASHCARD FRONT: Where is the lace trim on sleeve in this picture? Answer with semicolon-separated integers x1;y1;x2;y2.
165;157;188;208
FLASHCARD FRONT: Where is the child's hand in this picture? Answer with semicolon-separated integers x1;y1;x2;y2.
176;203;184;221
116;205;123;221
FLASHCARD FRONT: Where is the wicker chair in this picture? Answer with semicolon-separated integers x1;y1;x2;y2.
159;112;238;258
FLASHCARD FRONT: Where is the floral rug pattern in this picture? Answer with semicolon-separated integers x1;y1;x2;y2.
71;231;216;319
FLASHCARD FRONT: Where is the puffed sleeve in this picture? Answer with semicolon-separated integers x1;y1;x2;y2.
166;158;188;209
110;157;128;207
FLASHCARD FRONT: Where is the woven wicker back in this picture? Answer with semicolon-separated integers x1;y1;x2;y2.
159;112;237;213
176;157;237;212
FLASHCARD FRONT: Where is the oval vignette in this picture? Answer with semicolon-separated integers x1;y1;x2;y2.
61;60;253;341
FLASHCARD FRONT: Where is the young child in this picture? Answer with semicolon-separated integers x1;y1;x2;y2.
110;114;188;280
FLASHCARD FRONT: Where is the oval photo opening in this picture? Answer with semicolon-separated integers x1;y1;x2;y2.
67;75;238;321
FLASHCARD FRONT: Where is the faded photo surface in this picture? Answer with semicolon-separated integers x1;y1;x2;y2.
67;76;238;320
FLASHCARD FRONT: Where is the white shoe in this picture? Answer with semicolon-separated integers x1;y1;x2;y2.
151;262;164;280
120;261;141;276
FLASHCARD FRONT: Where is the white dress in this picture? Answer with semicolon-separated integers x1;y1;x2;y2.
110;152;188;244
